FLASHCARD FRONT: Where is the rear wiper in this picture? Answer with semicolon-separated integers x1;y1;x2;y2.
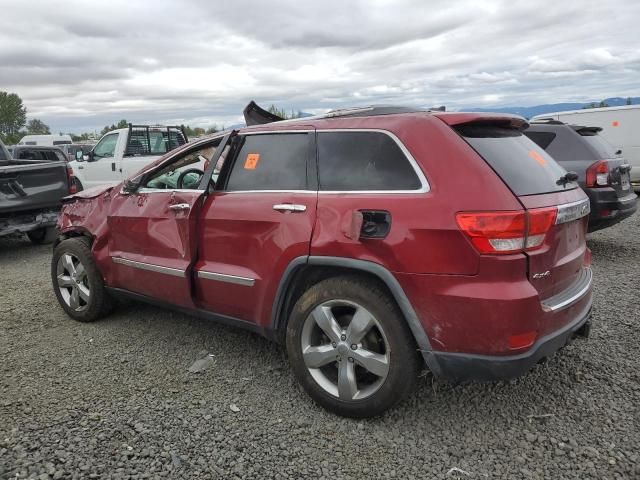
557;171;578;187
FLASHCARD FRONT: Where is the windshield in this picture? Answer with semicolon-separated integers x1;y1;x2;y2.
456;124;576;196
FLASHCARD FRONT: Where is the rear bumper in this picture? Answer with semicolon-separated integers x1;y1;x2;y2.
586;188;637;232
430;301;592;383
0;209;59;237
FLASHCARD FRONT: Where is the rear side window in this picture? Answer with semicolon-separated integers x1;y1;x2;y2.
456;124;573;196
225;133;309;191
317;131;421;191
524;131;556;150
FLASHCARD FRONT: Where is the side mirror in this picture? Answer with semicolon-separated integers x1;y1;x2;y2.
122;179;140;194
84;151;95;162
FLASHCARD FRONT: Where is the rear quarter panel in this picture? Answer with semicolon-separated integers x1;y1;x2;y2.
310;115;523;274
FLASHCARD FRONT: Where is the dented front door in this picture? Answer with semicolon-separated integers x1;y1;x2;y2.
107;189;203;308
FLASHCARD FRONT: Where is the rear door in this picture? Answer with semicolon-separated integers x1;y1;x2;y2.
456;123;589;299
193;128;317;327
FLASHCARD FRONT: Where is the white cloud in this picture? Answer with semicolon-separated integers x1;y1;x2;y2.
0;0;638;132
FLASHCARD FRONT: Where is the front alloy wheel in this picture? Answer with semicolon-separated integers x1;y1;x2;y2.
56;253;91;312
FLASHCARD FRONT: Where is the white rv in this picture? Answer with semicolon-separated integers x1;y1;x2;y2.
18;134;73;147
531;105;640;189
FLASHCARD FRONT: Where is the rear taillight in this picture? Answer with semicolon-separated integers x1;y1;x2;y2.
456;207;557;255
67;166;77;194
585;160;609;187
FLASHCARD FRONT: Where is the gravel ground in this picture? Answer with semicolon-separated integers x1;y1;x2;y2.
1;215;639;480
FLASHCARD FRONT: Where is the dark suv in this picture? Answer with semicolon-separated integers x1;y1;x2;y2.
525;120;637;232
51;105;593;417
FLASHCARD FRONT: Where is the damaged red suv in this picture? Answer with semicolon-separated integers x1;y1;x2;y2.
52;104;593;417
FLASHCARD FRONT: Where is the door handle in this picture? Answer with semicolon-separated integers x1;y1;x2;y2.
273;204;307;213
169;203;190;211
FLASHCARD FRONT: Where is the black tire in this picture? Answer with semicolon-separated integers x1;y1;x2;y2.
26;227;57;245
286;275;420;418
51;237;113;322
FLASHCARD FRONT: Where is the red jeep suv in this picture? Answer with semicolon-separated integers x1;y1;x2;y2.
52;105;593;417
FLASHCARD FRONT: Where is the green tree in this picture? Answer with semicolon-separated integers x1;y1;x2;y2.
116;119;129;129
598;101;609;108
26;118;51;135
267;104;301;119
0;91;27;142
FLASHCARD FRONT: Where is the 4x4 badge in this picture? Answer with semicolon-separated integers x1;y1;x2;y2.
532;270;551;279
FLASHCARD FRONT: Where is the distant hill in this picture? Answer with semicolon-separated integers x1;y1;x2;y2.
465;97;640;119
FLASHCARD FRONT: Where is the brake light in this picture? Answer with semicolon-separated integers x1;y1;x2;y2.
585;160;609;187
456;208;557;255
67;166;77;194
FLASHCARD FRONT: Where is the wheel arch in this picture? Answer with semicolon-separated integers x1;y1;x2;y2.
271;256;441;374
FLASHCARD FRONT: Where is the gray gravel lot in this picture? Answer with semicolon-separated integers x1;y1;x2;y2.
1;215;639;480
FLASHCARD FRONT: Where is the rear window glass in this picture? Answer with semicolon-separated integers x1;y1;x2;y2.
317;131;421;191
578;133;618;159
456;125;574;196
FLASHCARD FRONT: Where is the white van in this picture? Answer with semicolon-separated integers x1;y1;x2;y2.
18;134;73;147
531;105;640;189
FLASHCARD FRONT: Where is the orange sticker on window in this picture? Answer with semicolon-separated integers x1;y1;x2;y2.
244;153;260;170
528;150;546;166
612;121;619;127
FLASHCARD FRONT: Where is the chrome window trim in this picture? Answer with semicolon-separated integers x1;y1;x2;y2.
137;187;203;194
555;198;591;225
197;270;255;287
112;257;186;277
231;128;430;195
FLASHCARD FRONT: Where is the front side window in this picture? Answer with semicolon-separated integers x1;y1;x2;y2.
94;133;118;158
224;133;309;191
143;143;218;190
317;131;421;191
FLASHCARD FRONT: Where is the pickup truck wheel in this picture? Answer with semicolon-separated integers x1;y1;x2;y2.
286;276;420;418
51;238;113;322
26;227;56;245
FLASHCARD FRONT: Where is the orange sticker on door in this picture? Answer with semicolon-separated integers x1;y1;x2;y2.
244;153;260;170
528;150;546;166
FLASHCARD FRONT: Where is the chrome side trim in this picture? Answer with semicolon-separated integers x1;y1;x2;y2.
555;198;591;225
197;270;255;287
111;257;186;277
541;267;592;312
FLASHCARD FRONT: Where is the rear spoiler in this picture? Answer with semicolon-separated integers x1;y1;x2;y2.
243;101;284;126
571;125;603;136
433;112;529;131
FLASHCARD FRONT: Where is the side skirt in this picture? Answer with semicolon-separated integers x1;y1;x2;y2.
105;287;276;340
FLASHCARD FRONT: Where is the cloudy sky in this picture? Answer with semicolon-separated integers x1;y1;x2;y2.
0;0;638;133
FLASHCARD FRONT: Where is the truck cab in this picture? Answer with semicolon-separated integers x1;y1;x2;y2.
69;124;187;190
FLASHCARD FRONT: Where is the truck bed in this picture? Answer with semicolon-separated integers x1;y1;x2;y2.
0;159;70;216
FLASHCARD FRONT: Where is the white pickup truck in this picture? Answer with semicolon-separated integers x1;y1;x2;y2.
69;124;188;190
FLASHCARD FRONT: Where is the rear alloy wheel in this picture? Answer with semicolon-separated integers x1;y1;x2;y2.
286;276;420;418
51;237;113;322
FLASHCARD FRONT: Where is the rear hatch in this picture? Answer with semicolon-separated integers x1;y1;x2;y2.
572;126;633;197
0;160;69;215
454;120;589;300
